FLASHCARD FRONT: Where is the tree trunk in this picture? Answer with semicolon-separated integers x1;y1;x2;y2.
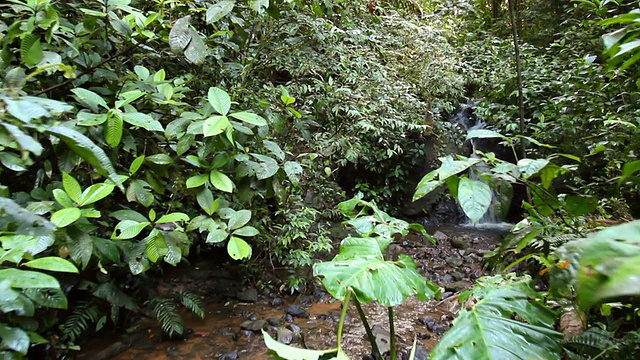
508;0;526;161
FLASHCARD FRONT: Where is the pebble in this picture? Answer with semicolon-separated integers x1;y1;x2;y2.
239;319;266;332
432;324;447;334
287;323;302;333
417;332;431;340
218;351;238;360
276;327;293;344
285;304;309;318
445;256;463;267
419;316;436;331
236;288;258;302
267;317;284;326
270;297;284;307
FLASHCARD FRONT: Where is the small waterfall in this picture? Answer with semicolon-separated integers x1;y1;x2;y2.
451;103;511;228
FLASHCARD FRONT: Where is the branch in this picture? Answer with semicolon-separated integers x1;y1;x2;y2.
32;44;141;97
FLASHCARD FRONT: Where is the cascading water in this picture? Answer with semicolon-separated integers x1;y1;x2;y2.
451;102;512;229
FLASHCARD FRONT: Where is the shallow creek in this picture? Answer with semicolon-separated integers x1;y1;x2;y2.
79;226;507;360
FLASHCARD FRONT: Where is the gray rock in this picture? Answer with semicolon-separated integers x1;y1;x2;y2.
285;304;309;318
433;231;448;242
445;256;463;267
445;281;469;292
450;237;467;249
277;327;293;344
441;291;453;300
441;274;453;283
267;317;285;326
419;316;436;331
414;346;429;360
218;352;238;360
372;325;391;355
450;271;465;281
270;297;284;307
287;324;301;333
240;319;266;332
432;324;447;335
236;288;258;302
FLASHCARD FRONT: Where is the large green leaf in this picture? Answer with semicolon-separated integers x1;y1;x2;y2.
0;325;30;355
105;109;123;148
430;275;562;360
70;88;109;112
111;220;150;239
228;209;251;230
209;170;234;193
23;257;79;273
457;178;492;223
123;112;164;132
3;96;72;123
313;237;438;306
229;112;268;126
1;122;43;155
46;126;123;190
79;183;115;206
0;268;60;289
262;329;348;360
62;172;82;204
227;236;252;260
50;208;82;227
516;158;549;179
556;220;640;310
207;87;231;115
413;170;442;201
205;1;235;23
203;115;230;137
438;156;481;181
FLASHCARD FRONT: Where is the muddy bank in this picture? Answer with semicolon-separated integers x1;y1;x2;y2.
79;227;505;360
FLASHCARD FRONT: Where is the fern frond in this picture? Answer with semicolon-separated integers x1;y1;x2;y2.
178;289;205;319
563;327;618;358
151;298;184;336
24;288;67;309
61;302;100;342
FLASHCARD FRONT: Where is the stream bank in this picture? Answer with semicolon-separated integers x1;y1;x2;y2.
80;226;506;360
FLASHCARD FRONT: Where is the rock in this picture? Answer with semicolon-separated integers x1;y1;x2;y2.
285;304;309;318
300;295;314;307
372;325;391;355
218;352;238;360
414;346;429;360
282;314;294;322
445;281;469;292
239;330;252;338
433;231;448;242
419;316;436;331
277;327;294;344
237;288;258;302
239;319;266;332
441;274;453;283
270;297;284;307
248;313;258;321
432;324;447;335
445;256;463;267
450;237;467;249
217;327;235;336
441;291;453;300
267;317;285;326
417;332;430;340
450;271;464;281
287;324;301;333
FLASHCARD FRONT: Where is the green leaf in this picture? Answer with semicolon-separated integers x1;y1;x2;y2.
169;16;192;52
79;183;115;206
1;122;43;155
565;195;598;216
62;172;82;204
206;1;235;23
105;109;123;148
115;90;145;109
227;236;252;260
130;155;145;175
46;126;123;190
249;0;269;13
50;208;82;227
262;329;345;360
123;112;164;132
0;198;56;237
250;153;279;180
4;96;72;123
209;170;234;193
146;154;173;165
228;209;251;230
186;174;209;188
229;112;268;126
413;170;441;201
112;220;150;239
0;325;30;355
71;88;109;112
621;159;640;183
233;226;259;237
126;180;154;207
156;212;189;224
0;268;60;288
207;228;229;243
438;156;481;181
457;178;492;223
516;158;549;179
111;209;148;223
77;111;108;126
23;257;79;273
430;274;562;360
207;87;231;115
313;237;438;306
196;188;216;215
203;115;230;137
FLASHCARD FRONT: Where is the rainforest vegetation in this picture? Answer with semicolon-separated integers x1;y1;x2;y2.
1;0;640;358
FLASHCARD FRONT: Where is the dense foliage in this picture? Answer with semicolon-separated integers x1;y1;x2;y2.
1;0;639;358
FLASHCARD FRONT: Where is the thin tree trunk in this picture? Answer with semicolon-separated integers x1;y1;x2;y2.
508;0;526;161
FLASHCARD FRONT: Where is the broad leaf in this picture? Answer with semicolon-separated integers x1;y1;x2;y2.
466;129;505;140
210;170;234;193
228;209;251;230
105;109;123;148
23;257;78;273
227;236;252;260
430;274;562;360
284;161;303;185
233;226;259;237
71;88;108;112
438;156;481;181
262;329;347;360
457;178;492;223
46;126;123;190
156;212;189;224
1;122;43;155
112;220;150;239
62;172;82;204
208;87;231;115
0;268;60;289
123;112;164;132
203;115;230;137
206;1;235;23
79;183;115;206
50;208;82;227
313;237;438;306
230;112;268;126
0;325;30;355
517;158;549;179
187;174;209;188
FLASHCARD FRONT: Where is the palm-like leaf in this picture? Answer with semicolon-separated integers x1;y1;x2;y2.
430;274;562;360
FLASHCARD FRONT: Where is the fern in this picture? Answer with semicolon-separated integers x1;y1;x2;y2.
151;298;184;336
178;289;205;319
61;302;100;342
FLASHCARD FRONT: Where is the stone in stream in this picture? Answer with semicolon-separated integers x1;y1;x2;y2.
414;346;429;360
445;281;469;292
277;327;294;344
445;256;463;267
285;304;309;318
286;323;302;333
267;317;285;326
433;231;448;242
432;324;447;335
449;237;467;249
450;271;465;281
218;351;238;360
372;325;391;355
419;316;436;331
240;319;267;332
236;288;258;302
270;297;284;307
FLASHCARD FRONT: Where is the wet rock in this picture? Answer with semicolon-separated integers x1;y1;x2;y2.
248;313;258;321
237;288;258;302
218;351;238;360
463;256;474;264
433;231;448;242
217;327;235;336
445;281;468;292
240;319;266;332
441;291;453;300
419;316;436;331
432;263;445;270
450;237;467;249
285;304;309;318
282;313;294;322
432;324;447;335
267;317;285;326
450;271;465;281
277;327;294;344
445;256;463;267
414;346;429;360
300;295;314;307
441;274;453;283
239;330;253;338
287;323;301;334
372;325;391;355
270;297;284;307
417;332;431;340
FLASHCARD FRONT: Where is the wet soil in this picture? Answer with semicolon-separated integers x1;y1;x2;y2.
79;226;506;360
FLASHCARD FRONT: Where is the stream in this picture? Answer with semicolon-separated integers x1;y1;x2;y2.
79;226;507;360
